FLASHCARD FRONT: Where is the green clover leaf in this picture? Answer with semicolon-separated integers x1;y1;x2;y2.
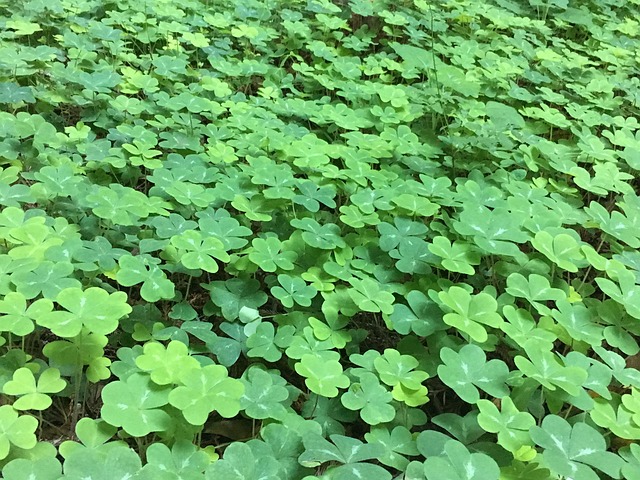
593;346;640;388
590;396;640;440
141;440;210;479
59;418;124;459
0;183;34;208
505;273;566;315
101;373;172;437
389;238;435;274
152;55;188;77
169;230;229;273
350;349;429;408
387;290;446;336
204;278;268;321
620;444;640;480
438;286;503;342
347;278;395;315
477;397;535;453
230;192;275;221
2;455;62;480
135;341;200;385
0;292;51;336
77;237;127;272
299;433;391;480
486;101;525;130
499;461;552;480
309;316;352;349
301;394;357;436
151;214;198;238
293;180;336;212
430;412;484;444
531;416;624;480
37;287;131;338
376;85;407;108
9;261;81;300
374;349;428;391
453;205;528;258
85;185;153;226
391;382;430;407
364;426;419;471
391;43;433;71
531;231;584;273
205;323;245;367
501;306;557;354
259;422;313;479
0;405;38;460
341;372;395;425
249;156;296;199
205;441;280;480
240;367;289;420
286;326;335;360
621;388;640;428
7;222;62;262
391;193;439;217
0;82;35;104
290;218;346;250
43;330;110;381
122;140;162;169
248;236;297;272
571;163;632;195
166;182;216;208
3;367;66;410
271;274;317;308
585;201;640;248
201;77;232;97
62;445;142;480
596;268;640;320
169;364;244;425
197;211;252;250
76;70;121;93
116;255;175;302
438;344;509;403
246;322;282;362
514;350;588;397
351;188;393;215
377;217;428;252
550;299;604;346
339;205;380;228
422;439;500;480
428;236;481;275
295;353;350;398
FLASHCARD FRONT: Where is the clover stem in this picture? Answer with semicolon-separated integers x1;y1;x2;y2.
576;238;606;294
71;369;82;431
38;410;43;437
308;393;319;418
134;437;145;462
185;274;193;300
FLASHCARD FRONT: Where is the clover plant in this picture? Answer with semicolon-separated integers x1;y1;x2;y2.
0;0;639;478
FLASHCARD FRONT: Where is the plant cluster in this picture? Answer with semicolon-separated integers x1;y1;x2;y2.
0;0;640;478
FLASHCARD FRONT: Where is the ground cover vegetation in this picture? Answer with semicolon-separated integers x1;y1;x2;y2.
0;0;639;478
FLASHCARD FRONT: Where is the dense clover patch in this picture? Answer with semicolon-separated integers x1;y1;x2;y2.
0;0;639;479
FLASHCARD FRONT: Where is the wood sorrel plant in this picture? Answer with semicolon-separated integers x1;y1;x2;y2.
0;0;639;478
